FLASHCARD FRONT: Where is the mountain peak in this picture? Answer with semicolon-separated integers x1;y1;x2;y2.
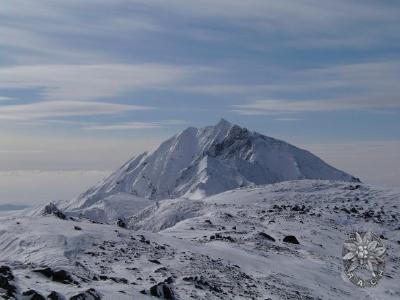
216;118;232;128
211;118;234;135
66;120;359;209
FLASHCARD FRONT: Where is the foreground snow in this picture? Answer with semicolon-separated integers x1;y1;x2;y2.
1;180;399;299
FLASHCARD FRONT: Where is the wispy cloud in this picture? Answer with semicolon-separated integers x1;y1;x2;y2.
177;61;400;102
0;149;44;154
0;96;12;101
0;101;151;120
233;61;400;115
274;117;302;122
233;98;400;115
0;64;200;101
0;1;164;64
233;99;361;115
139;0;398;24
84;120;186;130
134;0;399;49
177;84;272;95
1;0;398;66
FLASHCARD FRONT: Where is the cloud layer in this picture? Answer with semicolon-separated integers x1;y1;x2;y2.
0;101;150;120
0;64;196;101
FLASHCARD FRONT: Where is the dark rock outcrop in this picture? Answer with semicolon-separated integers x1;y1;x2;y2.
257;232;275;242
148;259;161;265
33;267;76;284
141;282;174;299
47;291;66;300
117;218;126;228
42;203;66;220
69;288;101;300
283;235;300;244
22;290;46;300
0;265;17;298
150;282;174;299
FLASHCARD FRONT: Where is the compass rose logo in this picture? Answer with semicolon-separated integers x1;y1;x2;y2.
342;231;386;287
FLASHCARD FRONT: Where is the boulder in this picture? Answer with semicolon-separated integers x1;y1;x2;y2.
22;290;46;300
257;232;275;242
69;288;101;300
0;265;17;298
42;203;66;220
141;282;174;299
117;218;127;228
33;267;76;284
47;291;66;300
283;235;300;244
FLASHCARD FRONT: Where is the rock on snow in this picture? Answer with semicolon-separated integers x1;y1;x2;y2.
0;180;399;299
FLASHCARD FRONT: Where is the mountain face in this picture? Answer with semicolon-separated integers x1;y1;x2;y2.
66;119;358;210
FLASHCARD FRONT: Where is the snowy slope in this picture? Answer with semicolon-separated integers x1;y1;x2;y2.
66;119;358;210
0;181;399;299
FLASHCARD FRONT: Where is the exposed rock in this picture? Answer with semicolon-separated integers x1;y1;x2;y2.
69;288;101;300
209;233;235;242
42;203;66;220
154;267;168;273
257;232;275;242
149;282;174;299
47;291;66;300
341;207;350;214
348;184;361;190
116;218;126;228
283;235;300;244
22;290;46;300
363;210;374;218
148;259;161;265
33;267;76;284
0;265;17;298
164;277;174;284
291;205;305;212
182;275;222;294
109;277;128;284
350;207;358;214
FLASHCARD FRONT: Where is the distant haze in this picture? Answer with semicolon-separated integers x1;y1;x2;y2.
0;134;399;207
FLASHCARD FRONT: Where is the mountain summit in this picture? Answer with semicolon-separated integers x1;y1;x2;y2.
67;119;359;209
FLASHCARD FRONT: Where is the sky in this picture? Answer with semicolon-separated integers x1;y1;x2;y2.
0;0;400;206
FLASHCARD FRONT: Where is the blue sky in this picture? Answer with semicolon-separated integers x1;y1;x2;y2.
0;0;400;204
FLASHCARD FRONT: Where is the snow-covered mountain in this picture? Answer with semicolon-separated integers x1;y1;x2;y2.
6;120;394;299
65;119;358;210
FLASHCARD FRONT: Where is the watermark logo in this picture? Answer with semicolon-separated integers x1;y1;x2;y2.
342;231;386;287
